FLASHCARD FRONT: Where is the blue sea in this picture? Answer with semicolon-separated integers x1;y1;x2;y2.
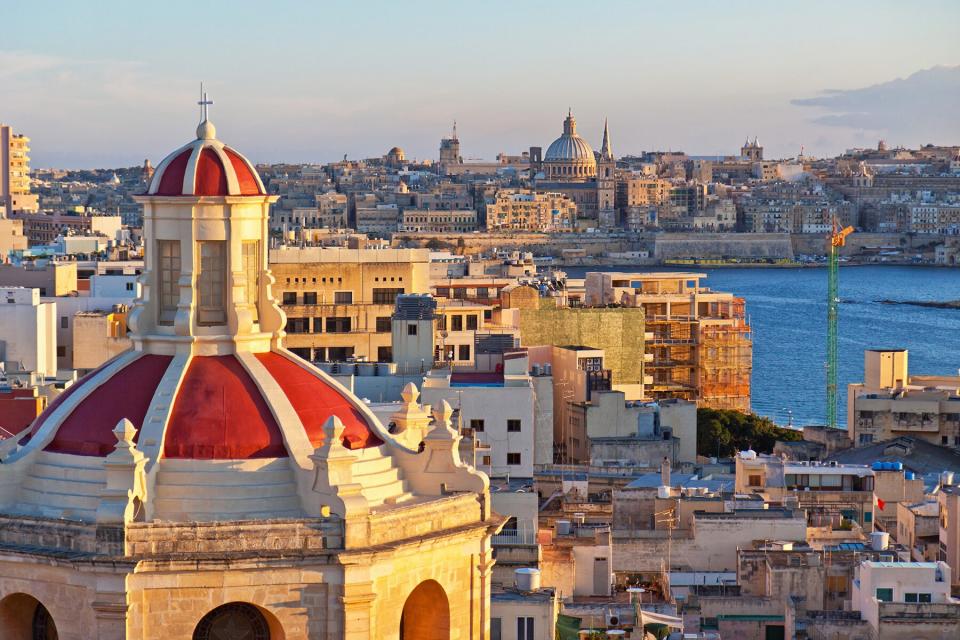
563;266;960;428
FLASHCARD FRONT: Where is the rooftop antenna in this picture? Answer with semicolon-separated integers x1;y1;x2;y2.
197;82;214;122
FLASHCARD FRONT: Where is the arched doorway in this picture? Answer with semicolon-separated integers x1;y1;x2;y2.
193;602;271;640
399;580;450;640
0;593;58;640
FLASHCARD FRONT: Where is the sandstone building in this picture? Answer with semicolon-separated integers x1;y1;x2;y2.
0;112;500;639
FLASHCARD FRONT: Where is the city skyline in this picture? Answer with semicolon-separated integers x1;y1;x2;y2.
3;0;959;168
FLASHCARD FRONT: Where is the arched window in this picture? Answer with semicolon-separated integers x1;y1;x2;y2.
400;580;450;640
32;603;56;640
194;603;270;640
0;593;58;640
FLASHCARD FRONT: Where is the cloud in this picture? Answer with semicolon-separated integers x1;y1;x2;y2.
0;51;67;79
791;66;960;145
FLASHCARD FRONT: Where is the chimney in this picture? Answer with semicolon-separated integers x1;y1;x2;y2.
660;457;671;487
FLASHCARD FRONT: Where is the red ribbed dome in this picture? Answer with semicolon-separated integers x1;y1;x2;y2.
147;122;265;197
21;350;383;459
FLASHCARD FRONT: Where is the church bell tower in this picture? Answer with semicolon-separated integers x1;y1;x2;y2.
597;118;617;228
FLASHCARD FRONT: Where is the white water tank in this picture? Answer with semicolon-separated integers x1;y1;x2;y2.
740;449;757;460
657;485;671;499
871;531;890;551
544;362;553;376
532;364;542;376
606;630;626;637
556;520;572;535
515;568;540;592
942;471;955;487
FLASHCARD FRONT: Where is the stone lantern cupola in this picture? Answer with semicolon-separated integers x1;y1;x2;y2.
131;104;282;356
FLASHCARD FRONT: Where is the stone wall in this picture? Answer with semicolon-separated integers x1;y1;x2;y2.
654;233;794;259
613;514;807;572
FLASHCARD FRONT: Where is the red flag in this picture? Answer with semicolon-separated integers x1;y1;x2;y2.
876;497;885;511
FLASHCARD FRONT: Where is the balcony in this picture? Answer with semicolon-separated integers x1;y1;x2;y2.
892;417;939;433
492;522;537;546
648;335;695;346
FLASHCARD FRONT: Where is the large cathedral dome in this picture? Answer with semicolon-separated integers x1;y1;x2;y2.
542;110;597;179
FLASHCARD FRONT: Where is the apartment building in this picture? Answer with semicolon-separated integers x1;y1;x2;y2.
910;204;960;235
0;218;28;258
1;124;39;217
399;208;478;233
736;451;876;532
268;246;430;362
9;211;122;245
421;350;536;478
71;307;131;373
939;485;960;590
273;191;349;230
0;262;78;297
0;287;57;379
848;561;958;638
354;202;399;235
848;349;960;449
616;175;667;208
485;190;577;231
585;272;752;412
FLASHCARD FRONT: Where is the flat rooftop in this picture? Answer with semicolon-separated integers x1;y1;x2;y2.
559;345;602;351
491;588;556;603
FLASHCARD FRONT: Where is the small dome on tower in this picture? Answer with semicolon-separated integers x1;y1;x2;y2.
147;119;265;197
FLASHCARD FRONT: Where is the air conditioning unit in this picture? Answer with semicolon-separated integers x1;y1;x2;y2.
605;613;620;627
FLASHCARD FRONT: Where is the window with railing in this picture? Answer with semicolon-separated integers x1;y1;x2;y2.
372;287;403;305
286;318;310;333
325;317;352;333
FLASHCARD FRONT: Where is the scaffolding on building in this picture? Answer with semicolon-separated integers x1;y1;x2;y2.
697;298;753;413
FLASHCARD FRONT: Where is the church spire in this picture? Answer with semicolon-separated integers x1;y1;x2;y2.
601;117;613;160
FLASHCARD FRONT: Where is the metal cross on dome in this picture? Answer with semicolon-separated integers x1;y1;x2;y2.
198;83;214;122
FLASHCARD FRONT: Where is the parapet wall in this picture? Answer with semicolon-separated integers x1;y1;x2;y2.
654;233;793;259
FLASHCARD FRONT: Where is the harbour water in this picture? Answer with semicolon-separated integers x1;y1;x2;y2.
563;265;960;428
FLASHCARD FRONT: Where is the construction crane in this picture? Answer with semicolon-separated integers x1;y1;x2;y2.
827;219;854;429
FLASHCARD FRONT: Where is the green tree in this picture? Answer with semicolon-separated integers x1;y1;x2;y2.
696;408;801;458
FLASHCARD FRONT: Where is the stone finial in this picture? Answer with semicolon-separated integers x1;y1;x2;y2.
401;382;419;405
390;383;432;446
113;418;137;450
309;416;369;524
426;400;459;443
324;415;347;451
97;417;147;524
432;399;453;426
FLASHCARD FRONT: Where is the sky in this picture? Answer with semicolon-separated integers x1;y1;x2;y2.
3;0;959;168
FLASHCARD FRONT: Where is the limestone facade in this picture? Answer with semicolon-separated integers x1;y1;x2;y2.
0;113;501;640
